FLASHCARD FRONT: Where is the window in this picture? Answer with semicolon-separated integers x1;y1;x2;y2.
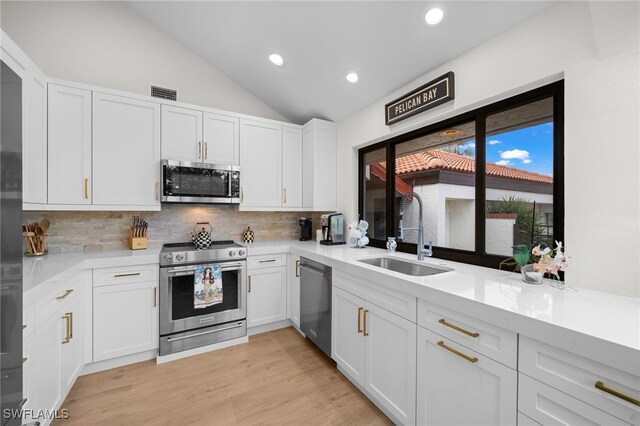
358;82;563;269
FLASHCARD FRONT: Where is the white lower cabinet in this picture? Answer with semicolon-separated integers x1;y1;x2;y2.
93;280;159;362
59;291;83;395
333;286;416;425
287;255;301;328
417;327;517;426
247;266;287;328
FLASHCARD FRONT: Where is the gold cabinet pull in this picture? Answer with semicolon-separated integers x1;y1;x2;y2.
259;259;276;263
357;307;363;334
198;141;202;159
114;272;141;278
438;318;479;338
154;287;157;308
283;188;287;204
69;311;73;339
240;186;244;203
248;276;252;293
437;341;478;363
61;313;72;344
56;289;74;300
595;381;640;406
84;178;89;199
363;309;369;336
22;357;28;364
204;141;208;159
295;260;300;277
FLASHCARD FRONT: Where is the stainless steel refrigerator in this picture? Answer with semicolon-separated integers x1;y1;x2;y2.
1;59;24;426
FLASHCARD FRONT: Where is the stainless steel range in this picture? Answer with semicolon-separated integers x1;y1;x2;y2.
159;241;247;356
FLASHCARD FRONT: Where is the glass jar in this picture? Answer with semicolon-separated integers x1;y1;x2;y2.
386;237;397;253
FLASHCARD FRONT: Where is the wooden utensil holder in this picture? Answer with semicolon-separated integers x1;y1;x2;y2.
129;227;148;250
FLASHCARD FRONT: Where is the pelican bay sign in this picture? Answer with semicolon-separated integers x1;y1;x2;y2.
385;72;455;125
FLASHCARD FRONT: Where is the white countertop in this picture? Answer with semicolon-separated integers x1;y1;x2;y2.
23;240;640;370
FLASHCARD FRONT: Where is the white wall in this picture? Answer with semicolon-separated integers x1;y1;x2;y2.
0;1;287;121
337;1;640;297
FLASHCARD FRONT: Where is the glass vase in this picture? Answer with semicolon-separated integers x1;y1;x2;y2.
521;264;543;285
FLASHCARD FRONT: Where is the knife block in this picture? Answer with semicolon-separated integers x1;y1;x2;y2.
129;227;148;250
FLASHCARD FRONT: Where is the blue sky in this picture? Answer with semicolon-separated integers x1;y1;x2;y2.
456;122;554;177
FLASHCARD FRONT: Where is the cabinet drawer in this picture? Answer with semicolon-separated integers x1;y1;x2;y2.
334;270;417;322
418;300;517;368
519;373;630;425
93;264;159;287
35;275;82;328
248;254;286;270
23;303;35;339
520;336;640;424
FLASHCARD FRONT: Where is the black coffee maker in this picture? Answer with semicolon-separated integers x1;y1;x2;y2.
299;217;312;241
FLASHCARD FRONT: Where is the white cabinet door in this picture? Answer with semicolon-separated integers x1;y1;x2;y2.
239;119;282;207
417;327;517;426
247;267;286;328
302;125;314;208
313;122;337;210
161;105;203;162
92;93;161;206
332;287;365;385
30;308;63;415
60;291;82;396
282;125;303;208
365;303;416;425
93;281;159;362
203;112;239;165
287;255;301;328
48;84;92;204
23;68;47;204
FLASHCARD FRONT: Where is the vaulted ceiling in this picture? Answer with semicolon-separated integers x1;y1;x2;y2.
127;1;554;124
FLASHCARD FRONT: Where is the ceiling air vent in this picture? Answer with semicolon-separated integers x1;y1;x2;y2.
150;85;177;101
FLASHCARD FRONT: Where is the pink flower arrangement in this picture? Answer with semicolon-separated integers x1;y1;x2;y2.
531;241;568;279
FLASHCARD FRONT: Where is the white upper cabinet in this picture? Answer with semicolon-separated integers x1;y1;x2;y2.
92;92;161;206
161;105;240;165
48;84;92;205
23;68;47;204
303;118;337;211
239;119;282;207
203;112;239;166
161;105;203;162
282;125;303;208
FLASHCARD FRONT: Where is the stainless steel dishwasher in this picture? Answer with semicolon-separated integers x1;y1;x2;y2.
300;257;332;357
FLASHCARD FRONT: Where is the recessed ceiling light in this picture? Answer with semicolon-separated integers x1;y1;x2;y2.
269;53;284;66
425;8;444;25
442;129;461;137
346;72;359;83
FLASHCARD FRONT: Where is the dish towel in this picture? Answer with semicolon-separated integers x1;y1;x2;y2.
194;265;223;309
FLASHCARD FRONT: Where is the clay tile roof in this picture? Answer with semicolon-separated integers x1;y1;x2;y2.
393;150;553;184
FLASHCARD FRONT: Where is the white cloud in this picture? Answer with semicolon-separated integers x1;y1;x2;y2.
496;160;511;166
488;140;502;145
500;149;531;163
522;159;532;164
466;142;476;148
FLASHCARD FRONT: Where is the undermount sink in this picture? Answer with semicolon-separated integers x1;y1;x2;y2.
358;257;453;277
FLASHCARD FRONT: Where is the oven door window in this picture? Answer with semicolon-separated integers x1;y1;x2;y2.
170;268;239;320
164;166;229;198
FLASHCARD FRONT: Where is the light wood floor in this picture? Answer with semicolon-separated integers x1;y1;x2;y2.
54;327;392;426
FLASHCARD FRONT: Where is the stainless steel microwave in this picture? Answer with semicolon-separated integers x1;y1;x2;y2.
161;160;240;204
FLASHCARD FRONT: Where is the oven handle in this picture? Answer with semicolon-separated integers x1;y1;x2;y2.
166;263;245;276
166;321;244;342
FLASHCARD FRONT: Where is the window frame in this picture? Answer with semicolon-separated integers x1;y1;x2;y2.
358;81;564;269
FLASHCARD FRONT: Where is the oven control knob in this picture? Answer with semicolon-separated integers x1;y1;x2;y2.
176;254;185;261
229;250;236;257
163;254;173;262
238;250;246;256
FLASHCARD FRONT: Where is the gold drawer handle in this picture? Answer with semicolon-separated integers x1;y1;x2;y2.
259;259;277;263
84;178;89;199
248;276;252;293
56;289;74;300
439;318;479;338
595;381;640;406
22;357;28;364
437;341;478;363
363;309;369;336
357;307;363;334
61;312;72;344
114;272;141;278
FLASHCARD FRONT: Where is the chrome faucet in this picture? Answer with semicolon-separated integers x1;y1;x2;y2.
398;192;433;261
